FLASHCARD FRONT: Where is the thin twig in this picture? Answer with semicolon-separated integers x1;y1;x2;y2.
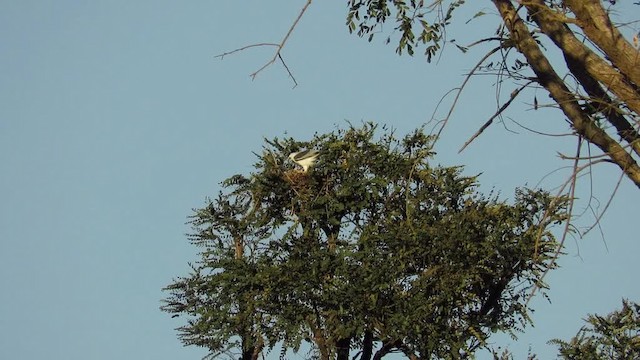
465;37;504;48
249;0;312;85
431;45;504;141
581;171;624;238
215;43;279;59
458;80;533;153
534;164;580;189
557;151;612;161
526;151;613;306
277;53;298;88
527;138;582;306
214;0;312;87
509;116;574;137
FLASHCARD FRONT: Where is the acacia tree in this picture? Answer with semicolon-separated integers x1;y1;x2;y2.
162;124;568;359
551;299;640;359
491;299;640;359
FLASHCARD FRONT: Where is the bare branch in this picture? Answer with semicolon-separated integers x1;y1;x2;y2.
215;43;279;60
580;171;625;238
430;45;504;141
493;0;640;188
528;138;584;305
277;53;298;88
249;0;312;83
526;139;622;305
465;37;505;48
215;0;313;86
458;80;533;153
557;150;613;161
508;116;575;137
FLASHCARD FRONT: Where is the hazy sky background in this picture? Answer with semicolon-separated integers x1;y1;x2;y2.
1;1;638;359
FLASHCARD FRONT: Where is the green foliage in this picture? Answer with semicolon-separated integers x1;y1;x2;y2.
550;300;640;360
162;123;568;359
346;0;465;61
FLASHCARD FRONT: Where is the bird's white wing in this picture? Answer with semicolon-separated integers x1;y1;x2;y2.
291;149;319;161
289;149;320;172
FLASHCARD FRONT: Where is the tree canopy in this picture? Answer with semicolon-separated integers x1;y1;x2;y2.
551;299;640;360
491;299;640;359
175;2;640;357
162;124;568;360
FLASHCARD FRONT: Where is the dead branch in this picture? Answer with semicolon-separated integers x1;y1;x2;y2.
581;171;625;238
528;137;582;306
215;43;279;59
430;45;504;140
493;0;640;188
215;0;313;87
508;116;575;137
557;151;613;161
526;144;613;305
458;80;533;153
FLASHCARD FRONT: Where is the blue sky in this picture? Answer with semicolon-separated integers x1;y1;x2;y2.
1;1;638;359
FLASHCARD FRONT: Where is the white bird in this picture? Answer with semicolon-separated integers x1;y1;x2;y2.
288;149;319;172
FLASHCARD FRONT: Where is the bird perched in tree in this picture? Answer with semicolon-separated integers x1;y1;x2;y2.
288;149;319;172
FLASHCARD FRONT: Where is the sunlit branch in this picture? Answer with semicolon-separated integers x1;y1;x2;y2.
215;43;279;59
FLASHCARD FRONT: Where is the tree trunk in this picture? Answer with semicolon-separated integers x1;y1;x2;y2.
361;330;374;360
307;314;330;360
240;335;263;360
520;0;640;158
336;337;351;360
564;0;640;87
